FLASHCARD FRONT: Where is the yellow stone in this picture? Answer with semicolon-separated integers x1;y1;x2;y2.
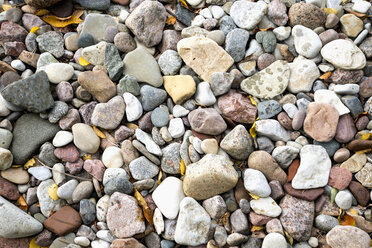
177;37;234;82
163;75;196;104
340;14;363;38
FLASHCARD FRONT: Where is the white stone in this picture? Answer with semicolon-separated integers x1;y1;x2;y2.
255;119;291;141
272;145;299;169
308;237;319;247
52;163;65;185
44;63;74;84
0;97;10;116
318;63;335;72
135;129;162;156
211;6;225;19
96;195;110;222
262;233;288;248
72;123;100;153
52;131;73;147
102;146;124;168
292;25;322;59
250;197;282;217
152;177;185;219
192;136;204;154
191;15;205;27
91;239;110;248
81;41;107;65
292;145;331;189
75;237;90;247
103;168;129;186
314;89;350;115
283;103;298;118
230;0;267;30
10;59;26;71
195;82;216;106
288;57;320;93
118;9;129;23
168;118;185;139
153;208;165;235
123;92;143;122
335;190;353;210
334;84;360;94
96;230;115;243
28;166;52;181
37;179;64;217
174;197;211;246
273;26;291;41
245;39;263;58
321;39;366;70
172;105;189;118
185;0;204;7
199;8;212;19
57;179;78;200
352;0;371;13
243;168;271;197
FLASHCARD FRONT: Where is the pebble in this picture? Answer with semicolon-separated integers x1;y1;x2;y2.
288;3;326;29
123;92;143;122
102;146;124;168
315;214;339;232
262;233;287;248
57;179;78;200
220;125;253;160
255;119;291;142
91;96;125;130
230;0;267;30
340;14;363;38
37;179;64;217
288;57;320;93
72;181;93;203
326;226;371;248
340;153;366;173
44;63;74;84
72;123;100;153
335;190;353;210
250;197;282;217
225;28;250;62
314;89;350;115
292;25;322;59
78;71;116;103
163;75;196;105
244;168;271;197
195;81;216;106
188;108;227;135
129;156;158;180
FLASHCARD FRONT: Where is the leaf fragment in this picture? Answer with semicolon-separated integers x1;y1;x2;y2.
17;196;27;211
251;225;263;232
323;8;338;15
29;238;48;248
79;56;90;66
24;158;36;169
330;187;338;204
361;133;371;140
284;231;294;245
249;193;260;200
134;189;154;226
92;125;106;138
180;159;186;176
166;16;176;25
319;71;332;79
339;213;356;226
249;121;257;138
35;9;50;16
48;184;59;200
29;26;40;33
41;14;83;28
83;154;92;161
2;4;12;11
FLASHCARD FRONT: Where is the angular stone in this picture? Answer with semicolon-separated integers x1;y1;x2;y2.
220;125;253;160
163;75;196;104
37;179;64;217
250;197;282;217
328;167;352;190
78;71;116;103
91;96;125;130
44;206;82;236
355;163;372;188
340;153;366;173
80;14;118;43
188;108;227;135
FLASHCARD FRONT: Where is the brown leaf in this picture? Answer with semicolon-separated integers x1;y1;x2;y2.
319;71;332;80
339;213;356;226
134;189;154;226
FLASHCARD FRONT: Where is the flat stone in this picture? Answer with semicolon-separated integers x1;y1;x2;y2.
135;129;162;156
129;156;159;180
255;119;291;142
161;143;181;174
80;14;118;43
335;114;356;143
314;89;349;116
355;162;372;188
230;0;267;30
326;226;370;248
0;167;29;184
288;3;326;29
288;57;320;93
340;14;363;38
340;153;366;173
188;108;227;135
262;233;287;248
44;63;74;84
283;183;324;201
250;197;282;217
328;167;352;190
36;31;64;58
244;168;271;197
163;75;196;104
44;206;82;236
91;96;125;130
349;181;369;207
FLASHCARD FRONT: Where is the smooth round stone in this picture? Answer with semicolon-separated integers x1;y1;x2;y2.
129;156;159;180
168;118;185;139
57;179;78;200
315;215;339;232
172;105;189;118
102;146;124;168
200;139;219;154
10;60;26;71
52;131;73;147
292;25;322;59
326;226;371;248
151;107;169;127
103;168;129;186
80;199;96;225
96;195;110;222
72;123;100;153
78;33;95;48
333;148;350;163
0;148;13;171
250;197;282;217
123;92;143;122
334;84;360;94
0;128;12;149
28;166;52;181
273;26;291;41
243;168;271;197
74;236;90;247
1;167;30;184
72;181;93;203
262;233;287;248
44;63;74;84
335;190;353;210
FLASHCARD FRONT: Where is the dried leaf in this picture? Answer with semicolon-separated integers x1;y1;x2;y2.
331;187;338;204
217;211;230;226
356;148;372;154
78;56;90;66
2;4;12;11
24;158;36;169
158;170;163;184
339;213;356;226
180;159;186;176
345;9;368;18
249;121;257;138
249;193;260;200
41;14;83;28
11;164;22;168
83;154;92;161
29;26;40;34
323;8;338;14
354;111;368;123
29;238;48;248
126;123;139;130
319;71;332;79
249;95;258;107
35;9;49;16
179;0;190;9
284;230;294;245
251;225;263;232
48;184;59;200
134;189;154;226
92;125;106;138
361;133;371;140
166;16;177;25
17;196;28;211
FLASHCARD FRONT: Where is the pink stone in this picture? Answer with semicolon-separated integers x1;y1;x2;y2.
54;144;79;162
83;159;105;181
328;167;352;190
65;158;84;174
249;212;273;226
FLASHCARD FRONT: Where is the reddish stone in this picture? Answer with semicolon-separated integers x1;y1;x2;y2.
0;237;32;248
65;158;84;174
284;183;324;201
59;109;81;130
44;206;82;236
355;116;369;130
35;229;54;247
0;22;28;42
110;238;146;248
218;90;257;124
277;112;293;130
114;126;135;142
335;114;356;144
83;159;105;181
287;159;300;182
191;129;214;141
54;143;79;162
347;139;372;152
0;177;20;200
269;180;285;200
315;195;327;213
79;101;98;126
257;53;276;70
144;193;156;211
249;212;273;226
4;41;26;57
348;181;369;207
138;112;153;133
234;179;250;203
328;167;352;190
327;68;364;85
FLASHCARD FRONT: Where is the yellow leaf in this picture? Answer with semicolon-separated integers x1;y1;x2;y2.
249;193;260;200
24;158;36;169
331;187;338;204
249;95;258;107
348;209;359;216
134;189;154;226
323;8;338;15
48;184;59;200
126;123;139;130
158;170;163;184
17;195;27;207
11;164;22;168
29;26;40;33
319;71;332;79
166;16;177;25
179;0;189;9
79;56;90;66
251;226;263;232
35;9;49;16
30;238;48;248
249;121;257;138
284;231;294;245
41;14;83;28
83;154;92;161
92;125;106;138
356;148;372;154
180;159;186;176
361;133;371;140
2;4;12;11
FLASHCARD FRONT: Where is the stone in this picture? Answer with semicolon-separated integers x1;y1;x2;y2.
72;181;93;203
158;50;182;76
44;63;74;84
240;60;290;99
225;28;250;62
272;145;299;169
72;123;100;153
44;206;82;236
280;195;314;241
54;144;79;163
0;167;29;184
335;114;356;143
335;190;353;209
52;131;73;148
80;14;118;43
195;82;216;106
177;37;234;82
102;146;124;168
183;154;238;200
37;179;64;217
28;166;52;181
57;179;78;200
262;233;287;248
123;47;163;87
160;143;181;174
203;195;227;219
79;199;96;225
340;14;363;38
140;85;167;111
1;71;54;113
188;108;227;135
321;39;366;70
107;192;145;238
288;58;320;93
230;0;267;30
315;215;339;232
283;183;323;201
152;177;185;219
123;93;142;122
0;129;11;150
257;100;282;119
174;197;211;246
74;0;110;10
250;197;282;217
328;167;352;190
349;181;369;207
255;119;291;142
83;160;105;181
355;163;372;188
326;226;370;248
292;145;331;189
288;3;326;29
151;107;169;127
78;71;116;103
11;114;60;164
104;43;124;81
220;125;253;160
24;0;62;8
292;25;322;58
91;96;125;130
168;118;185;138
163;75;196;104
111;239;145;248
313;89;349;116
0;177;19;200
36;31;64;58
340;153;366;173
244;168;271;197
129;156;159;180
125;1;166;47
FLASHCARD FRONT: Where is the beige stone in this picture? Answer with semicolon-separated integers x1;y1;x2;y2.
177;37;234;82
340;153;367;173
163;75;196;104
355;162;372;188
78;71;116;103
0;167;29;184
72;123;100;153
340;14;363;38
